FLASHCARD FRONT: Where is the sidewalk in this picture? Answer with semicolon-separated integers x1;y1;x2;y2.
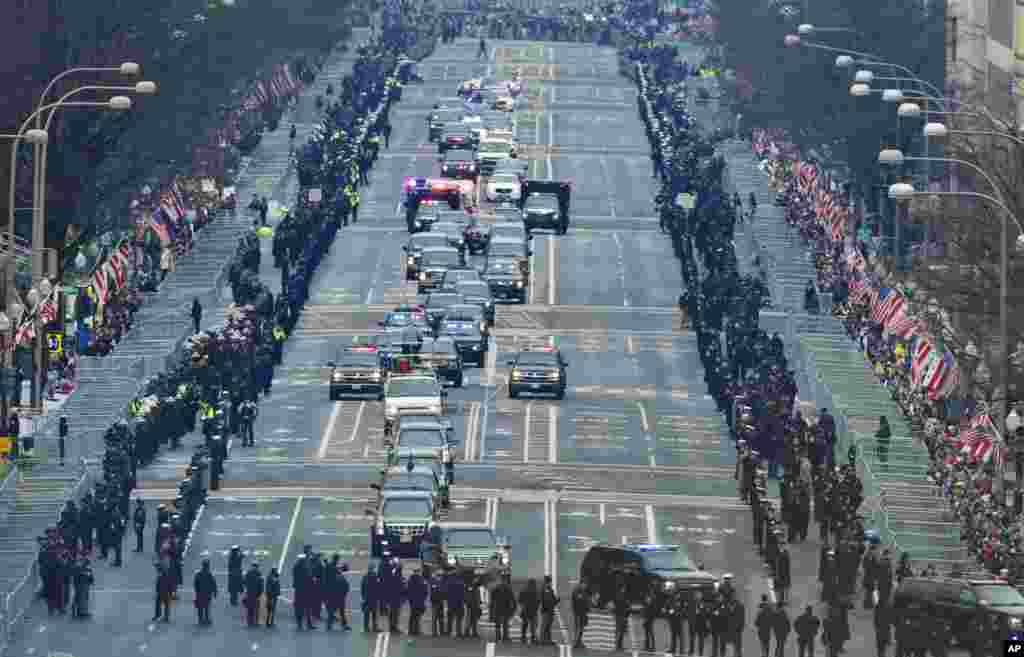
0;38;373;625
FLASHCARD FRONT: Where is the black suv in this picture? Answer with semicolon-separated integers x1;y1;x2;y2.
893;577;1024;646
440;308;488;366
507;347;568;399
579;544;717;611
522;193;566;234
439;125;473;153
429;110;462;142
441;149;478;180
327;349;385;400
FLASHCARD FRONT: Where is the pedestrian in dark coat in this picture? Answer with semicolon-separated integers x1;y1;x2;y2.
642;591;659;652
429;572;446;636
406;568;428;635
133;500;146;553
465;579;482;637
571;581;589;648
191;298;203;334
361;566;380;632
539;575;558;644
794;605;819;657
613;585;630;651
518;578;539;644
293;554;314;629
756;596;774;657
491;574;515;641
446;573;466;637
690;593;709;655
873;603;891;657
265;568;281;627
227;546;244;606
154;563;175;622
243;564;263;627
193;559;217;625
72;558;93;618
773;603;791;657
775;544;792;604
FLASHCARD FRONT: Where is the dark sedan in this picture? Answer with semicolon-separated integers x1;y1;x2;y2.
453;282;495;324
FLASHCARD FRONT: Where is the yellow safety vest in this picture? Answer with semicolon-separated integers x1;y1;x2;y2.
352;192;360;206
273;327;286;341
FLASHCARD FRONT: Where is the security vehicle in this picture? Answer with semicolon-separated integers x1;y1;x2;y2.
440;267;483;292
485;173;523;203
428;109;463;141
373;459;450;511
507;346;568;399
384;405;452;439
432;221;467;253
452;284;495;324
483;257;527;303
893;577;1024;645
404;233;449;279
422;527;511;583
520;180;571;234
579;544;717;611
327;349;385;400
476;138;516;177
383;372;446;435
441;308;489;366
441;149;478;179
422;292;465;330
486;237;530;276
416;336;464;387
367;489;439;559
379;305;431;332
403;177;463;211
389;419;456;465
439;125;473;153
417;246;465;293
462;217;491;254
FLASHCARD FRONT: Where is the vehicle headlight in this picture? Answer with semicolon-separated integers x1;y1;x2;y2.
484;300;493;307
377;527;385;536
419;272;427;281
447;555;457;566
511;370;521;381
515;280;524;288
428;404;441;414
547;371;560;380
663;581;676;590
415;220;422;227
472;344;480;350
407;257;415;265
499;554;509;565
332;373;343;381
370;372;381;381
1011;617;1023;628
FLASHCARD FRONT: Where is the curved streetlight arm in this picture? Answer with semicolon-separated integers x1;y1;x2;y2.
42;86;137;133
903;155;1014;225
916;190;1024;236
848;59;945;101
949;129;1024;149
7;100;123;236
35;67;127;129
798;39;886;62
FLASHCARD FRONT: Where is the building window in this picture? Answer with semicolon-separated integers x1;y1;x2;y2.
949;16;957;64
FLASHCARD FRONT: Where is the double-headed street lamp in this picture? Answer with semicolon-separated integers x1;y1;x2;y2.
797;23;862;37
881;150;1022;482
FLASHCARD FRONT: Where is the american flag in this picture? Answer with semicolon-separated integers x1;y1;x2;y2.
878;290;906;326
923;352;951;395
92;267;109;303
911;337;933;380
870;288;901;324
886;313;919;339
149;214;171;245
959;414;994;463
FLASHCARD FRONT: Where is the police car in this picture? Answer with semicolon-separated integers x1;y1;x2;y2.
404;233;450;279
507;346;568;399
579;544;717;611
440;307;489;366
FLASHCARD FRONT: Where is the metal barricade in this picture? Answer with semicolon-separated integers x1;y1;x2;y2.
0;470;15;528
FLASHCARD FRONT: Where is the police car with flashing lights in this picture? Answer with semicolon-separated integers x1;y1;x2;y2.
507;346;567;399
579;544;718;611
327;348;385;400
422;527;512;583
440;308;489;366
378;306;431;332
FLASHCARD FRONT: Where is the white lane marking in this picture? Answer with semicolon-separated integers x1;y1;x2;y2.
318;402;343;459
550;85;556;105
645;504;657;544
485;642;496;657
549;497;559;593
612;232;629;307
347;402;366;443
484;337;498;386
523;401;532;463
277;496;304;573
465;401;481;461
548;404;558;463
636;401;649;432
599;503;606;526
547;234;556;305
649;453;657;467
374;633;385;657
490;497;499;531
544;499;552;582
547;110;554;180
625;334;635;354
529;243;537;305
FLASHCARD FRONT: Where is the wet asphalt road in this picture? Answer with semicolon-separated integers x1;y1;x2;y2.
5;34;904;657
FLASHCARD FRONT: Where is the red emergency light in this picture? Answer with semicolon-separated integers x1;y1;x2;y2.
349;346;377;352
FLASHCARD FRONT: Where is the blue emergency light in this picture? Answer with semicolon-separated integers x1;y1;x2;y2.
627;544;678;552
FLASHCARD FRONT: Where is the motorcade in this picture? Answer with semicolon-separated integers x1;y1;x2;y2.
421;527;511;583
485;237;530;276
432;221;468;253
415;336;464;387
452;285;495;324
440;267;483;292
416;246;465;293
441;149;479;180
404;233;450;279
378;305;431;332
485;173;523;203
383;372;446;436
507;345;568;399
440;308;489;366
367;489;439;559
475;138;516;177
327;348;385;400
579;544;717;611
422;292;465;330
893;577;1024;646
373;460;451;511
462;216;491;255
521;180;572;234
439;125;474;153
482;257;527;303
